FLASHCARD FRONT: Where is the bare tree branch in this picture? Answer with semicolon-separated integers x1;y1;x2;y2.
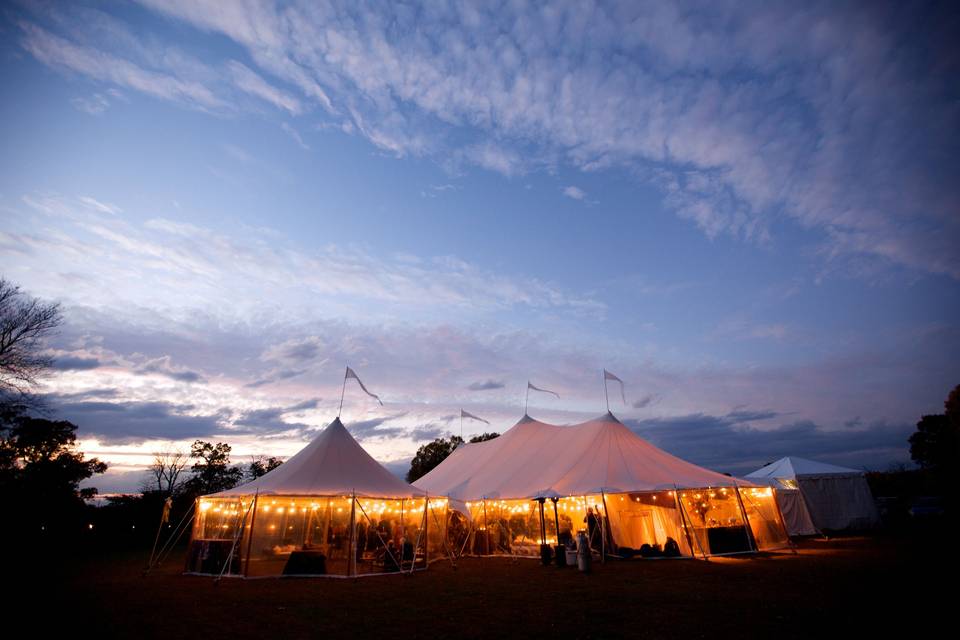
0;277;62;398
147;448;188;496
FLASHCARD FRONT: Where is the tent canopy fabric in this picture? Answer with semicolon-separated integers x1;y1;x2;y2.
212;417;423;498
746;456;878;532
746;456;865;480
414;412;753;501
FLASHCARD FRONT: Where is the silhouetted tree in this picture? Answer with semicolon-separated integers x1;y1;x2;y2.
248;455;283;479
406;436;464;483
909;384;959;475
469;432;500;443
145;449;188;496
406;431;502;482
0;409;106;537
0;277;62;401
182;440;243;496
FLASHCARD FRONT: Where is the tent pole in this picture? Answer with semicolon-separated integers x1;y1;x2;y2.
337;367;348;417
551;497;561;547
732;483;757;552
243;491;259;577
769;488;798;554
603;371;609;413
322;498;332;557
146;496;174;573
537;498;546;545
600;491;610;563
674;485;708;561
348;492;357;577
216;497;254;583
154;510;195;571
148;501;195;573
424;493;430;567
482;499;489;554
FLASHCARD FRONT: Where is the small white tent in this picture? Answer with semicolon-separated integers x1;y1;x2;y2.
746;456;879;532
415;413;790;558
186;417;448;577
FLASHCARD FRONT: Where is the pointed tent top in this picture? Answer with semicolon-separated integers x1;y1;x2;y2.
745;456;865;479
209;417;424;498
415;412;752;500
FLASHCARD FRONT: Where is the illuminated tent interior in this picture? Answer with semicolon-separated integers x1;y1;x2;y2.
746;456;879;533
186;417;449;577
414;413;790;559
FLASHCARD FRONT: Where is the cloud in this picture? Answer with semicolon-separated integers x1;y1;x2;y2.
56;399;227;445
135;356;205;383
4;194;604;319
280;122;310;150
118;0;960;279
228;60;303;115
626;414;914;475
70;94;110;115
562;186;586;201
467;379;505;391
78;196;122;215
632;394;659;409
51;356;102;371
347;416;406;441
18;21;225;112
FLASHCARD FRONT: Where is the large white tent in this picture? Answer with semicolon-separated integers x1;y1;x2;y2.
415;412;790;558
186;417;448;577
746;456;879;532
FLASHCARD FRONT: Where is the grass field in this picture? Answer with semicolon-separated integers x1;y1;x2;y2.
27;526;947;639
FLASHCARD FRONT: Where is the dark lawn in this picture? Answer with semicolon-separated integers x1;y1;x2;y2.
22;527;948;639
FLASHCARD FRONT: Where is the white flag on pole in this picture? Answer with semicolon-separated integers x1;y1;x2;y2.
603;369;626;404
345;366;383;406
527;381;560;398
460;409;490;425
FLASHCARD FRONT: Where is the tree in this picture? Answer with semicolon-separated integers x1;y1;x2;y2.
248;455;283;480
0;278;62;399
145;449;188;496
909;384;959;476
406;436;463;483
182;440;243;496
0;409;107;535
405;431;502;483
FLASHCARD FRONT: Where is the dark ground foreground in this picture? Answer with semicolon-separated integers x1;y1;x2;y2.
26;525;949;639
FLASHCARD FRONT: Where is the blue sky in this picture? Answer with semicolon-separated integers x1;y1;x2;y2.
1;1;958;492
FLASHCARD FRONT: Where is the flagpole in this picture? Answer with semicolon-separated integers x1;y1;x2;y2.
337;367;348;417
525;382;529;415
460;410;463;440
603;370;609;413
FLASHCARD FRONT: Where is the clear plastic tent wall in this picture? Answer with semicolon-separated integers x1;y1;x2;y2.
184;417;450;577
416;413;790;558
187;494;449;577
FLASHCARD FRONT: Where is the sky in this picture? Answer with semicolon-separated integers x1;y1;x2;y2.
1;1;958;493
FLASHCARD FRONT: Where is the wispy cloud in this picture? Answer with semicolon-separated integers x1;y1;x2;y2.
280;122;310;150
562;186;586;201
112;0;960;279
228;60;303;115
70;93;110;115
